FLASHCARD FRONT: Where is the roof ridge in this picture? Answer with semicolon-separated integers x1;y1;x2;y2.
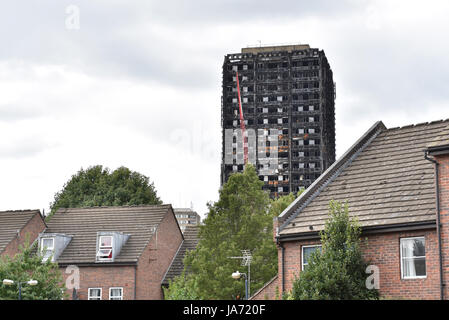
0;209;40;213
386;118;449;132
277;120;386;233
58;204;170;211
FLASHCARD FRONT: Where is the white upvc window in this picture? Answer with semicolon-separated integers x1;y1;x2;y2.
302;245;322;271
109;287;123;300
88;288;102;300
41;237;55;262
400;237;426;279
263;97;269;102
97;235;113;261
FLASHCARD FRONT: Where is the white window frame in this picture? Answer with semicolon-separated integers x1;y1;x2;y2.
301;245;322;271
88;288;102;300
97;235;113;261
40;237;55;262
400;237;427;279
109;287;123;300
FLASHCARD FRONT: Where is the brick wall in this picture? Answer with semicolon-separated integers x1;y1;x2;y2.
2;212;46;258
436;153;449;299
62;265;136;300
250;276;279;300
277;229;440;299
278;238;320;294
135;206;183;299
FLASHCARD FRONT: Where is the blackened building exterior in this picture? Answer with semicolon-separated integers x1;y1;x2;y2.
221;44;336;197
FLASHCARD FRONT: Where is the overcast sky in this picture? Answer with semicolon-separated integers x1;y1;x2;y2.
1;0;448;217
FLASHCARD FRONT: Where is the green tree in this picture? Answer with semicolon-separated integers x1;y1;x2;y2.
163;271;201;300
49;165;162;216
165;165;299;300
0;241;66;300
290;200;379;300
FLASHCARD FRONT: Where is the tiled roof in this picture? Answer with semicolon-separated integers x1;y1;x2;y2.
162;225;200;285
43;205;172;265
427;123;449;151
278;119;449;236
0;210;43;254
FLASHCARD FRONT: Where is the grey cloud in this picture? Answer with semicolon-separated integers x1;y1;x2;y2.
0;0;364;90
0;105;43;122
0;138;53;159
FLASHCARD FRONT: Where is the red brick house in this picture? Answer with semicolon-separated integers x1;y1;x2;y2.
253;119;449;300
38;204;183;300
0;210;46;258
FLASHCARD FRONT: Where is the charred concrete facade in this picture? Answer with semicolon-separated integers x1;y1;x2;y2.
221;44;336;197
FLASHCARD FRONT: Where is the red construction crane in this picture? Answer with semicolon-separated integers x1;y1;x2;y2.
235;71;248;165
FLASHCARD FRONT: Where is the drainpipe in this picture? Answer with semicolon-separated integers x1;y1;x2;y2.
276;238;285;295
134;265;137;300
424;150;444;300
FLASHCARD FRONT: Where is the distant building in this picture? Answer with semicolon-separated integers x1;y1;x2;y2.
174;208;201;232
221;44;336;197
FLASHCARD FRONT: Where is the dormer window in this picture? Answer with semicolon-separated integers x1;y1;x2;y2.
97;236;113;261
95;232;130;263
41;237;55;262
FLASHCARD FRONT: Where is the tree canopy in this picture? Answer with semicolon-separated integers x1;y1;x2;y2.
49;165;162;216
0;241;66;300
290;200;379;300
164;164;299;300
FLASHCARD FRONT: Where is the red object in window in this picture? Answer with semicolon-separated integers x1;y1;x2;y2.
304;133;309;140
